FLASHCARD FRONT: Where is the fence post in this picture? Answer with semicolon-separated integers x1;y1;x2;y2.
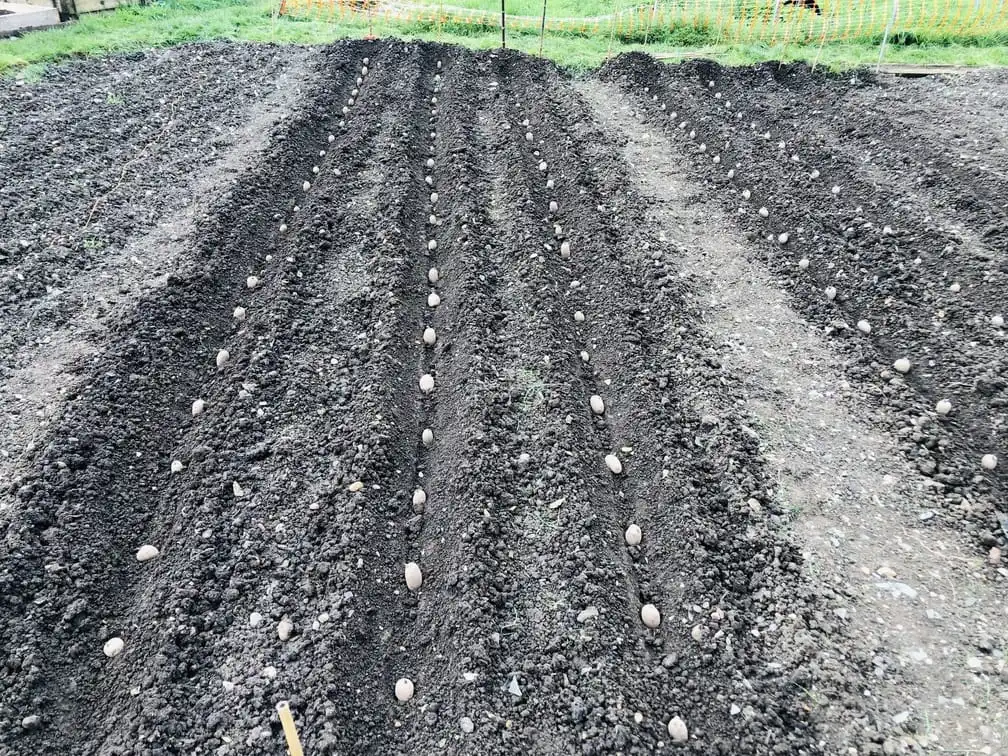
876;0;898;72
539;0;548;56
644;0;659;45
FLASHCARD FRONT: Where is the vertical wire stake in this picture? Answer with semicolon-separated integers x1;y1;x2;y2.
876;0;898;73
501;0;507;48
277;701;304;756
539;0;548;56
607;0;618;59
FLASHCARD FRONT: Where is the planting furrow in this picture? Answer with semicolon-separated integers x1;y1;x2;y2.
483;60;819;752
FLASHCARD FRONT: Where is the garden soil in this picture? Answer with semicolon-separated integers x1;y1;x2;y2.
0;40;1005;756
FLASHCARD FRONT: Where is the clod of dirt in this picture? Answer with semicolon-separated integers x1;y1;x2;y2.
936;399;952;415
423;327;436;346
590;395;605;415
625;524;642;546
992;314;1005;328
574;311;585;323
832;185;841;195
246;276;260;289
232;481;246;498
460;717;474;734
312;165;320;175
778;233;789;246
538;161;548;172
857;320;872;334
546;178;555;190
170;460;184;474
825;286;837;301
430;192;439;204
982;454;998;470
640;603;661;628
249;612;263;628
135;545;159;562
103;638;124;658
302;180;310;192
759;207;769;218
549;200;558;213
525;131;533;142
426;158;435;169
191;399;206;417
422;428;434;447
742;189;751;200
216;349;230;368
667;716;688;742
327;133;334;143
428;292;441;308
279;222;288;233
428;267;439;284
233;306;246;320
277;619;293;641
348;481;364;492
810;169;820;179
395;678;414;702
893;358;911;374
419;374;435;394
405;562;423;591
798;258;809;270
561;241;571;259
427;240;437;252
605;454;623;475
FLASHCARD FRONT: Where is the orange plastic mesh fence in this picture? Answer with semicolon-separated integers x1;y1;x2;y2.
279;0;1008;43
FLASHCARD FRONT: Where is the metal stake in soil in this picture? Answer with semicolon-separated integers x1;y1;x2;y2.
501;0;506;48
539;0;548;57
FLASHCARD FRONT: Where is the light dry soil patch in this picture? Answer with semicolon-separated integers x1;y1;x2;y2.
579;79;1008;755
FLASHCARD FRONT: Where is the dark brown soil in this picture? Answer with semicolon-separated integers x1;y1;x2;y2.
0;41;1004;756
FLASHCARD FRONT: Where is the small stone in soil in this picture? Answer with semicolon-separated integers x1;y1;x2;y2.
605;454;623;475
103;637;124;658
640;603;660;628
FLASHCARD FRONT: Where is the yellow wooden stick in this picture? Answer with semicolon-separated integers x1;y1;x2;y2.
277;701;304;756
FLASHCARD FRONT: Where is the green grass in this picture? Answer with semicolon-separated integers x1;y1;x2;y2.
1;0;1006;76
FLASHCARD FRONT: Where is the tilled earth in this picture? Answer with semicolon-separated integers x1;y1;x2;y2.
0;41;1005;756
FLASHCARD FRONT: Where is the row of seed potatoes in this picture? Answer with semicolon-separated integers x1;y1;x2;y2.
395;56;447;707
515;110;689;745
100;55;375;662
636;76;1000;480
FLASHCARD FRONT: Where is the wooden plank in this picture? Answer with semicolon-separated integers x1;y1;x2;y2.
71;0;128;13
